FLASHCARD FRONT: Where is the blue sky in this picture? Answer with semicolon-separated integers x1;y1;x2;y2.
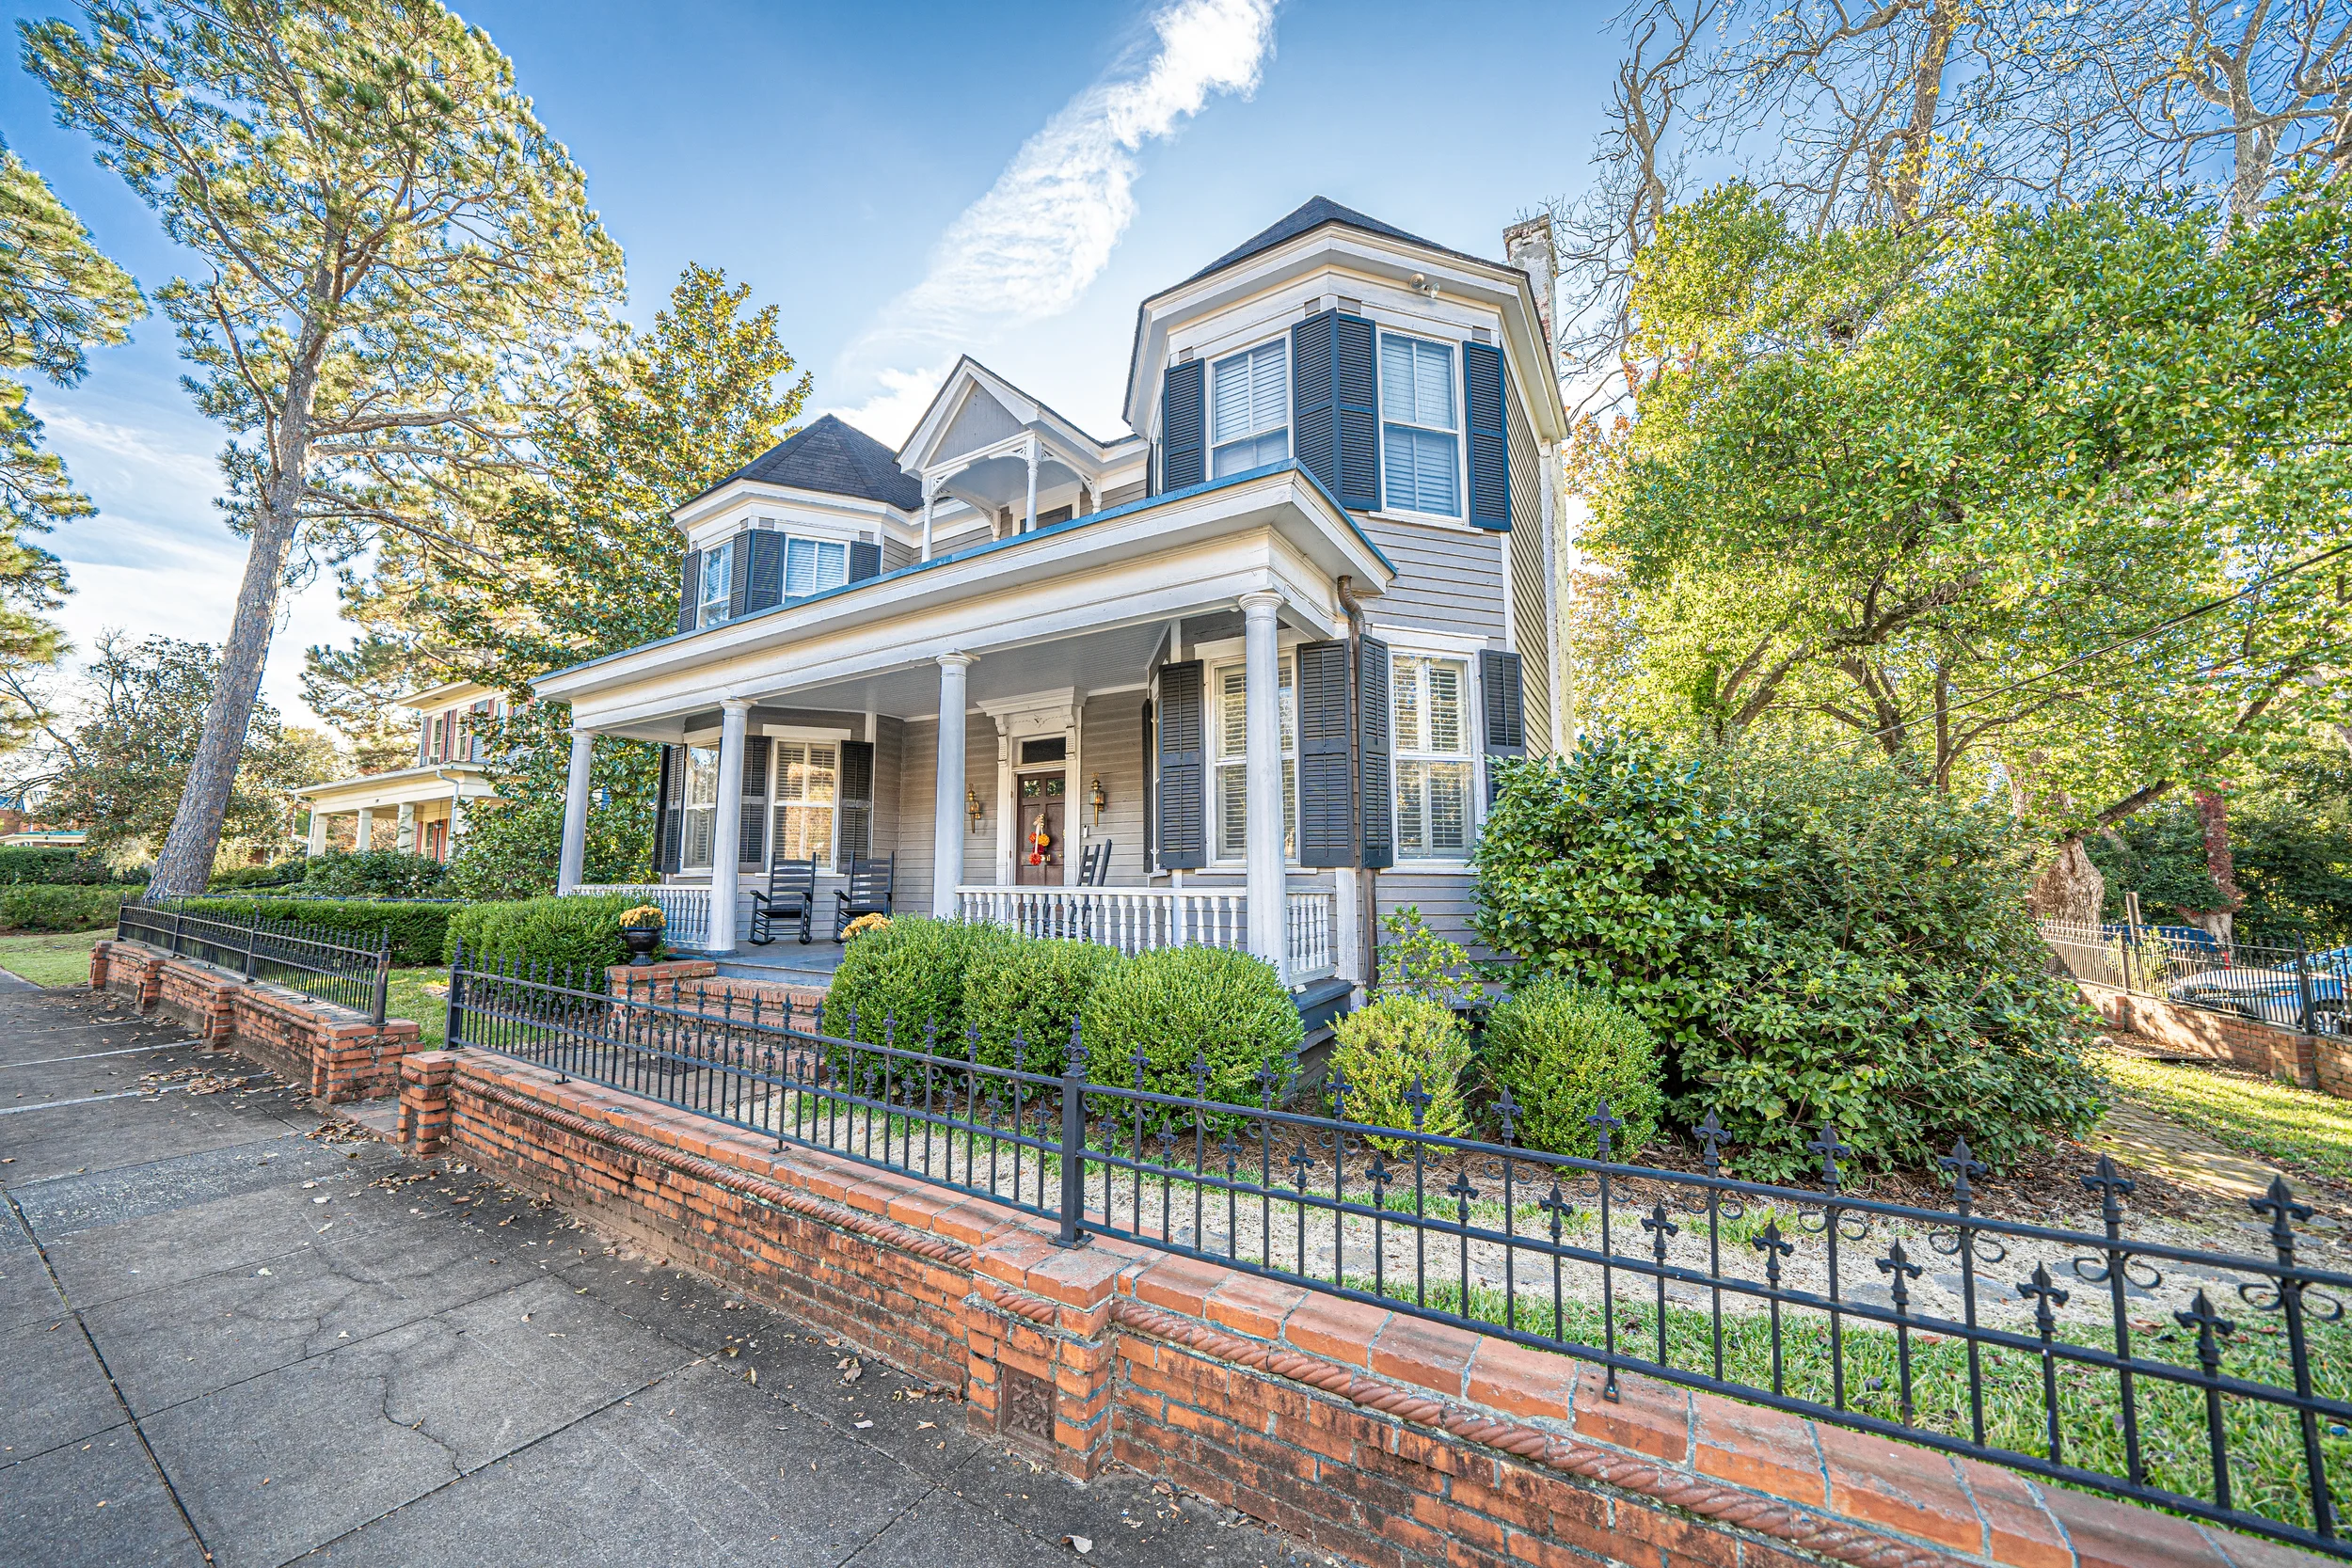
0;0;1616;723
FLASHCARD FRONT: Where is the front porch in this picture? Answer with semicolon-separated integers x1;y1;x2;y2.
537;466;1402;1006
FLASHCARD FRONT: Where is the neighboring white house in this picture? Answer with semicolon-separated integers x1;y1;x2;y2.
535;199;1570;1014
295;679;509;863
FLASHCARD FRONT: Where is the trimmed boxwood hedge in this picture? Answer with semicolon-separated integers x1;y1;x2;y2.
961;935;1124;1078
820;917;1020;1049
444;894;631;984
176;895;452;967
1483;976;1663;1158
1086;944;1301;1112
0;885;124;932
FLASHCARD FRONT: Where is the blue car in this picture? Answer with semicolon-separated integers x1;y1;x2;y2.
2165;943;2351;1032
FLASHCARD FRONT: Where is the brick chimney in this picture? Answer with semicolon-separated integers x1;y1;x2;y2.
1502;215;1556;347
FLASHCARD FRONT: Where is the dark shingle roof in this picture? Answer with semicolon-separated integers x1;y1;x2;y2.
700;414;921;510
1182;197;1445;286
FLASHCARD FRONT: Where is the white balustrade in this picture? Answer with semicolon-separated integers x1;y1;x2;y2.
1285;891;1337;982
570;883;713;950
956;884;1338;981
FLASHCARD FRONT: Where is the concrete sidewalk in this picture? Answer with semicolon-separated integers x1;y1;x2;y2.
0;984;1322;1568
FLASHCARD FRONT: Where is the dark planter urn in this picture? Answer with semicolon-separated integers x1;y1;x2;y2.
621;926;662;967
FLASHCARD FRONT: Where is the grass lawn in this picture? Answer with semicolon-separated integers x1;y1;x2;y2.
383;965;447;1048
2098;1048;2352;1185
0;927;107;987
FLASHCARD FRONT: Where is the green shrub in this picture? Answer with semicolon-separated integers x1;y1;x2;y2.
1484;977;1663;1158
1088;945;1301;1114
1327;993;1473;1153
298;849;446;898
961;936;1124;1077
0;847;136;886
444;894;631;984
820;917;1019;1048
207;860;304;892
1473;736;2102;1179
179;896;452;967
0;884;124;932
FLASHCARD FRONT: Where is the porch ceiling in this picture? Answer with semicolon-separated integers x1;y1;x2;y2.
942;451;1084;512
763;618;1170;721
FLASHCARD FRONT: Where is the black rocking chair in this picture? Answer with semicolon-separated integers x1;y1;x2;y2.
834;853;895;942
748;856;818;945
1079;839;1112;886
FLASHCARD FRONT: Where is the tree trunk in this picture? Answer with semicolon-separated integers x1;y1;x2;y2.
1889;0;1961;219
2026;836;2105;924
2190;785;2239;943
149;356;318;896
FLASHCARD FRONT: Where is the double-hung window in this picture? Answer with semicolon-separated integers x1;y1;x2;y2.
771;740;838;870
784;536;849;597
697;539;735;628
1380;335;1460;516
1392;655;1472;859
680;744;721;869
1209;341;1288;478
1212;657;1295;861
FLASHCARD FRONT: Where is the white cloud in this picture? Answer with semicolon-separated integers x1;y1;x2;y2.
819;361;955;450
845;0;1277;380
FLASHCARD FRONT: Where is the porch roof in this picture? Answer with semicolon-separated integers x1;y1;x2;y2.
533;462;1395;736
297;762;497;813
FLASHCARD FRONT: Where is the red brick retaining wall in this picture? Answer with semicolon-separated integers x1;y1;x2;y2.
2076;982;2349;1095
92;938;420;1102
400;1048;2324;1568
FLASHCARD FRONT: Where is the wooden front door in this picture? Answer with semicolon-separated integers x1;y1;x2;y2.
1015;772;1065;886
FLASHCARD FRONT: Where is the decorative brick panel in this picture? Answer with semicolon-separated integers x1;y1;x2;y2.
408;1053;2332;1568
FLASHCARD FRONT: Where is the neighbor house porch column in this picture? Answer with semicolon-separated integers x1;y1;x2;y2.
557;726;596;894
931;653;974;917
356;806;374;853
1240;591;1288;984
305;808;327;857
709;701;749;950
395;802;416;856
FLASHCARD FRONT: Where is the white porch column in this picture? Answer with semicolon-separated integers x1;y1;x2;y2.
447;784;466;845
395;802;416;855
1336;864;1364;990
921;477;938;562
306;809;327;857
1024;435;1040;533
931;654;974;917
355;806;373;853
710;701;749;951
557;726;596;894
1240;591;1288;984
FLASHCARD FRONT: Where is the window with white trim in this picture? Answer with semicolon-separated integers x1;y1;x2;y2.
1379;334;1460;516
784;536;849;597
771;740;838;870
680;744;720;868
1212;657;1295;861
697;539;735;628
1209;341;1288;478
1392;654;1471;859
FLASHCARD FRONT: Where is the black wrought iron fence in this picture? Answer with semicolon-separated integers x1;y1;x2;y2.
2042;919;2351;1035
119;899;393;1024
447;952;2352;1558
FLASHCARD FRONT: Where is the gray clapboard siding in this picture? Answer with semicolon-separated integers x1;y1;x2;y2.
882;537;918;574
895;721;938;912
1505;384;1554;756
939;388;1021;460
1374;868;1492;961
1079;693;1149;882
1359;517;1505;640
1101;480;1148;509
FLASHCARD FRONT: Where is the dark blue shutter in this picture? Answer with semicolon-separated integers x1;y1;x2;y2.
839;739;875;859
726;537;752;620
1155;660;1206;870
739;736;770;865
1358;637;1393;870
745;531;783;611
675;549;702;635
1464;341;1510;531
849;540;882;582
1333;313;1380;511
1161;358;1205;491
1141;700;1154;863
1291;312;1336;494
1295;639;1355;867
657;743;684;872
1481;648;1525;805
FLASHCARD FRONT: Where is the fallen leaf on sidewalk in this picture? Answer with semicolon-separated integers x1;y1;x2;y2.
1063;1537;1091;1555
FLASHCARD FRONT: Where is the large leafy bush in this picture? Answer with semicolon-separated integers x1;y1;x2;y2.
0;847;140;886
820;917;1019;1050
297;849;447;898
1088;944;1301;1112
1474;736;2100;1179
1483;977;1662;1158
1327;993;1472;1154
961;935;1123;1078
445;894;629;982
181;895;452;967
0;884;123;931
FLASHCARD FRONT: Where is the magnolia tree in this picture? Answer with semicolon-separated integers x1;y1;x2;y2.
24;0;624;895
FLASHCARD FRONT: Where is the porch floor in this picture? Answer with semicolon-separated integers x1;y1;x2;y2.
708;938;850;988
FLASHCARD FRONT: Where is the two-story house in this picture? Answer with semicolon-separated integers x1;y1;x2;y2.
295;679;510;862
536;199;1568;1016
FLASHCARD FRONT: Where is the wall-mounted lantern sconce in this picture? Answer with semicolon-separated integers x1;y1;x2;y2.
965;786;985;833
1089;776;1107;829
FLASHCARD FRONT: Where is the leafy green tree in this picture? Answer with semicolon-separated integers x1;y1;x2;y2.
1580;182;2352;916
24;0;625;895
299;632;425;774
437;700;656;900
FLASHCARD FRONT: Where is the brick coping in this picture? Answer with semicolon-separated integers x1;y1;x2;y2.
417;1050;2329;1568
